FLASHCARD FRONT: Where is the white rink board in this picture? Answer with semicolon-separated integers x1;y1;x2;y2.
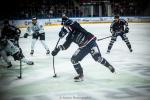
0;23;150;100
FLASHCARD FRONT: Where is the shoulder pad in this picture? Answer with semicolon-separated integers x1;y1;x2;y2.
120;19;126;22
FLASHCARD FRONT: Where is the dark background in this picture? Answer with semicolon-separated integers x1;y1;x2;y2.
0;0;150;20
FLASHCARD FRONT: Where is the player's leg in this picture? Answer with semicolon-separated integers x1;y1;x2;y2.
30;39;37;55
19;47;34;65
12;48;34;65
21;57;34;65
40;40;50;54
106;35;117;53
5;40;34;65
71;47;89;81
30;33;39;55
90;43;115;73
0;50;12;68
121;34;133;52
39;33;50;54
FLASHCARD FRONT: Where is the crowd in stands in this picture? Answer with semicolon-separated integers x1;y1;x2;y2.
1;0;150;20
7;0;83;19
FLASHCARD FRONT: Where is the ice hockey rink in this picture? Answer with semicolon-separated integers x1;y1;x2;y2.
0;23;150;100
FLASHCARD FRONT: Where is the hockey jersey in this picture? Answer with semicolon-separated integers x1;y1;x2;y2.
110;19;128;32
1;25;21;41
26;22;44;34
62;21;96;49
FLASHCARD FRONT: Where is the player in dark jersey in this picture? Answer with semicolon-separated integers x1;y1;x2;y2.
51;16;115;82
1;20;34;67
106;15;133;53
1;20;21;46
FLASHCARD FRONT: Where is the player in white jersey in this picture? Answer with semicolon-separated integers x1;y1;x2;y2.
24;17;50;55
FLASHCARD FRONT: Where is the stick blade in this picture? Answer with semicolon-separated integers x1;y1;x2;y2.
53;74;57;78
17;76;22;79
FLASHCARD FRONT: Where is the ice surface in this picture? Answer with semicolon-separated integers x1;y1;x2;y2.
0;23;150;100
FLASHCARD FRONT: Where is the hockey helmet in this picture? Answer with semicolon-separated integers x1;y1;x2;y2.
3;20;9;25
32;16;37;24
114;15;120;19
61;15;69;25
64;19;73;26
32;16;37;20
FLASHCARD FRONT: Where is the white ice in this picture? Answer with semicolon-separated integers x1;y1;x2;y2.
0;23;150;100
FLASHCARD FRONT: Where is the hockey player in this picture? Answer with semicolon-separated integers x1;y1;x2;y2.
1;20;34;67
24;17;50;55
51;16;115;82
106;15;133;53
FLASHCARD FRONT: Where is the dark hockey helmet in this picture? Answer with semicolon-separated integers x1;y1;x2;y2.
64;19;73;26
61;15;69;25
3;20;9;27
114;15;120;23
114;15;120;19
3;20;9;25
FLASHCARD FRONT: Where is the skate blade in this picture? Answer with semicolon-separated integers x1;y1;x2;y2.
74;78;84;82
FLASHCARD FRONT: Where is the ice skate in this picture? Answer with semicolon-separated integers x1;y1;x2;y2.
46;50;50;55
74;74;84;82
26;61;34;65
30;50;34;55
106;50;110;54
7;62;12;68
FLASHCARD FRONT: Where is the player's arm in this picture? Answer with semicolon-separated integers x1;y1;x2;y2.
124;19;129;33
16;28;21;36
0;34;7;48
51;33;73;56
1;28;5;38
10;25;21;35
12;26;21;40
61;33;73;50
0;29;8;48
1;28;8;40
110;22;115;35
24;26;31;38
124;19;128;27
39;24;45;34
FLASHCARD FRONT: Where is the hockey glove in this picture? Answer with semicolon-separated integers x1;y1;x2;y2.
32;32;39;38
51;47;60;56
110;28;114;34
125;27;129;33
59;27;68;38
24;33;29;38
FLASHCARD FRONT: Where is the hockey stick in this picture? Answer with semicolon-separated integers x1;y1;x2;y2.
97;36;112;41
52;38;61;78
20;34;31;38
17;55;22;79
17;45;22;79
